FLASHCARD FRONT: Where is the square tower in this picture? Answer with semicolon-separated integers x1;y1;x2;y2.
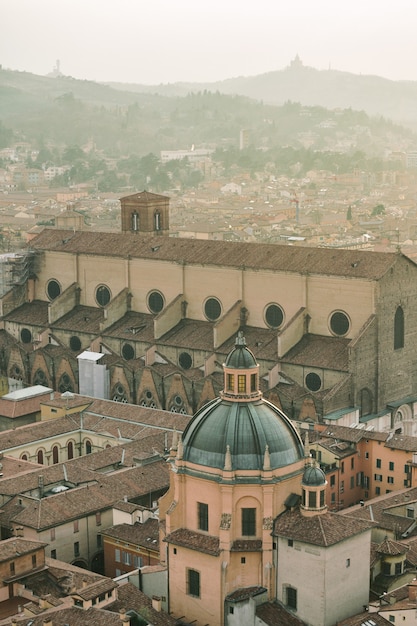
120;190;170;235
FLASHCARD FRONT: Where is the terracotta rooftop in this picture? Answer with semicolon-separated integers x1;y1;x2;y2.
339;487;417;536
30;228;402;280
108;581;178;626
376;537;409;556
72;577;117;601
3;461;169;530
256;601;306;626
281;333;349;370
321;424;388;443
101;518;159;550
165;527;220;556
273;507;373;546
0;537;47;562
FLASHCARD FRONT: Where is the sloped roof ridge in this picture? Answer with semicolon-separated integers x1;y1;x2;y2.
29;228;402;280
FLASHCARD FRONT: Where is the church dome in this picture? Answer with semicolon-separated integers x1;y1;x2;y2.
302;463;326;486
224;338;257;369
180;333;304;472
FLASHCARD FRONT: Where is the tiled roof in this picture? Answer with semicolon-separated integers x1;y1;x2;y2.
30;228;400;280
101;518;159;550
72;577;117;601
85;397;191;431
0;537;47;561
256;601;306;625
1;607;127;625
0;413;82;453
339;487;417;536
231;539;262;551
385;433;417;451
281;333;349;370
2;300;49;325
5;461;169;529
321;424;388;443
52;304;105;333
337;611;392;626
273;507;373;546
226;586;266;601
108;581;178;626
165;528;220;555
376;537;409;556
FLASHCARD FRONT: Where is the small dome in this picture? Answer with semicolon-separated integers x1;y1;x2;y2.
224;332;257;369
302;463;326;486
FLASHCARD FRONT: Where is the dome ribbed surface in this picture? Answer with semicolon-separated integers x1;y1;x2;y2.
302;464;326;486
225;344;257;369
182;397;304;471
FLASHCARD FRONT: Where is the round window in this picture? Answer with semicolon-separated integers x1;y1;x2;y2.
95;285;111;307
147;290;164;314
179;352;192;370
122;343;135;360
264;303;284;329
20;328;32;344
204;297;222;321
69;336;81;352
47;279;61;301
330;311;350;336
305;372;322;392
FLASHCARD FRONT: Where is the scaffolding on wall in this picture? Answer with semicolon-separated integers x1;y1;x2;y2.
0;251;35;298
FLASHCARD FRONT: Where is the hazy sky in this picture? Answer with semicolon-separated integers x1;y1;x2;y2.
2;0;417;85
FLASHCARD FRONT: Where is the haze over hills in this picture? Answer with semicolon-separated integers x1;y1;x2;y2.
0;62;416;162
106;58;417;131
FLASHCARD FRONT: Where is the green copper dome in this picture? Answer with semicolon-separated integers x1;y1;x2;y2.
181;334;304;472
302;464;326;486
224;333;257;369
181;397;304;471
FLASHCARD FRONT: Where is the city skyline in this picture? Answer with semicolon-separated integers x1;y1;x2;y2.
2;0;417;85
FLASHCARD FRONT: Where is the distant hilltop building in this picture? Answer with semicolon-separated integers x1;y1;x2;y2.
160;147;213;163
47;59;63;78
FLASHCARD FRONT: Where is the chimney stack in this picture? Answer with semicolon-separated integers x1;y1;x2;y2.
152;596;162;612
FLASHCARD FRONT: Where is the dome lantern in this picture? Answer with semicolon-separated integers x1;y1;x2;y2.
221;331;262;402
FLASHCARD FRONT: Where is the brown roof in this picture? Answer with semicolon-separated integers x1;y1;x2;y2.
339;487;417;536
256;601;306;625
108;581;178;626
101;518;159;550
281;333;349;370
0;537;47;561
2;300;49;325
273;508;373;546
72;577;117;601
5;461;169;529
321;424;388;443
376;537;409;556
30;228;401;279
385;433;417;451
165;528;220;555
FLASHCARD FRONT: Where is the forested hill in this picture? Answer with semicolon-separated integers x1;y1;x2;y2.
0;66;416;158
107;60;417;131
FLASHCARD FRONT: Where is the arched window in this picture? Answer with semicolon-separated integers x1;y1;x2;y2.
52;445;59;464
360;388;373;417
394;306;404;350
131;211;139;232
85;440;92;454
37;450;44;465
67;441;74;460
154;211;161;231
